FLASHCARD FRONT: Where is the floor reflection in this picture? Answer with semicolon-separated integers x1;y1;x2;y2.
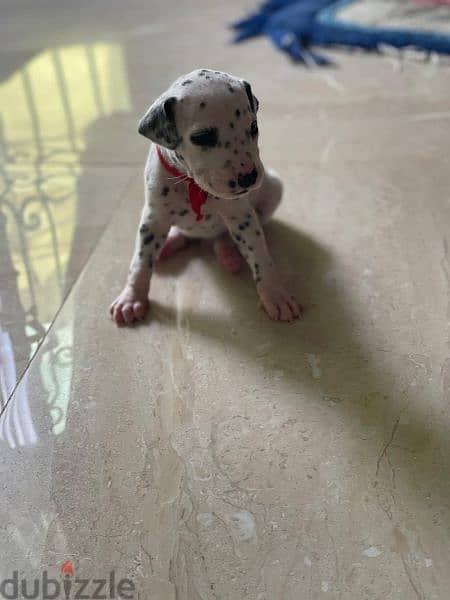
0;42;130;439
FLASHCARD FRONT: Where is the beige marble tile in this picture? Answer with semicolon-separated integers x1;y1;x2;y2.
1;154;450;598
1;0;450;599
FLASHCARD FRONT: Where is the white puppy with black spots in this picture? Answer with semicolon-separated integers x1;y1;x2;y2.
110;69;302;324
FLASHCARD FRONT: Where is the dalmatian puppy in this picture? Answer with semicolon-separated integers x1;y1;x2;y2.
110;69;302;324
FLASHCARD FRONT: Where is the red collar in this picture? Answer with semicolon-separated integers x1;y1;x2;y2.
156;145;207;221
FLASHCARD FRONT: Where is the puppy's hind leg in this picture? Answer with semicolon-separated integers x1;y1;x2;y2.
252;168;283;225
158;226;190;261
213;233;243;274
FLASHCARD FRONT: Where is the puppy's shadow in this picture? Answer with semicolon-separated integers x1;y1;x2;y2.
154;220;347;369
152;219;450;529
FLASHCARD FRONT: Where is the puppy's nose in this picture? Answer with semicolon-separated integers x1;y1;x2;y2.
237;168;258;189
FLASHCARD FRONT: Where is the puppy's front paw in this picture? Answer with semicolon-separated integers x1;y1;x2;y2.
257;281;303;322
110;286;150;325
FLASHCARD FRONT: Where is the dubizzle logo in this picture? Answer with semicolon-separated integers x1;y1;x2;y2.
0;561;135;599
60;561;74;578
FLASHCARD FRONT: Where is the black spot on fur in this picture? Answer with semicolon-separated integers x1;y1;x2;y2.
179;209;189;216
224;141;230;149
161;186;169;196
233;149;238;155
255;276;261;284
182;80;192;86
224;159;232;167
205;214;212;220
143;233;154;245
235;109;241;118
200;102;206;108
139;224;149;234
228;180;236;189
229;122;234;129
256;229;261;236
227;84;234;93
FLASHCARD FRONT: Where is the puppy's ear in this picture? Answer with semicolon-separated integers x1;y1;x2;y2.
243;81;259;114
138;96;180;149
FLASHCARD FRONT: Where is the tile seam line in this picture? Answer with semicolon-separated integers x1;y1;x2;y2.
1;170;138;415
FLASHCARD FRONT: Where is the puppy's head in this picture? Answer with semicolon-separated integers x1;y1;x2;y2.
138;69;263;199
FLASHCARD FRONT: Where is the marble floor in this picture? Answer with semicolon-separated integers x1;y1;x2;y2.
1;1;450;598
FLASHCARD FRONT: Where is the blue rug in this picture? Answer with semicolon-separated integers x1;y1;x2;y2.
232;0;450;65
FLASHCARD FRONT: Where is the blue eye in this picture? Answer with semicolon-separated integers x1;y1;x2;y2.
190;128;218;147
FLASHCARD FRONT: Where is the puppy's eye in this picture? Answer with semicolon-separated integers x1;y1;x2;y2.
250;120;258;138
190;128;218;147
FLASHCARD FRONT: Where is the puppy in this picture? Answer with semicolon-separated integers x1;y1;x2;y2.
110;69;301;324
